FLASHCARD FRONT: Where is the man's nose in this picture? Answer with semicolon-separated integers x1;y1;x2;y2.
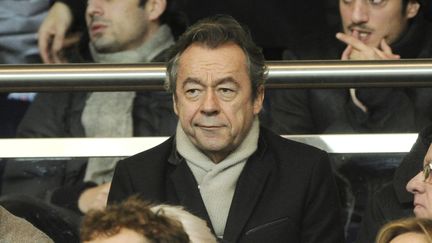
406;171;425;194
87;0;104;17
200;91;220;116
351;0;369;24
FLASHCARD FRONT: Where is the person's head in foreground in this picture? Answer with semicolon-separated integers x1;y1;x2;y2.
165;14;267;163
407;148;432;218
376;217;432;243
80;196;190;243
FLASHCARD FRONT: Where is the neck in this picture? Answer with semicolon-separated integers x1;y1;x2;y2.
205;150;231;164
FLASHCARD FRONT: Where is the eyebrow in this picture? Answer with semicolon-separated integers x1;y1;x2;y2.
181;78;202;89
216;77;240;88
181;77;239;89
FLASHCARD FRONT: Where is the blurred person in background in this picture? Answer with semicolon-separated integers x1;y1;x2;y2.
0;0;187;241
265;0;432;134
0;1;52;137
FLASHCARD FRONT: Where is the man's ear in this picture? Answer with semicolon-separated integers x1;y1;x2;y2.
405;0;420;19
146;0;167;21
173;94;179;116
253;85;265;115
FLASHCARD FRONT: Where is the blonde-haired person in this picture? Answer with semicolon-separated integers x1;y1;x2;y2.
152;204;217;243
376;217;432;243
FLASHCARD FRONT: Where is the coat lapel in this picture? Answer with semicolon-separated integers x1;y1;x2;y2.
168;161;213;230
223;139;273;242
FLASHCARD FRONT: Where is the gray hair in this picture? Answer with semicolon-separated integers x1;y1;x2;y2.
151;204;217;243
165;14;267;100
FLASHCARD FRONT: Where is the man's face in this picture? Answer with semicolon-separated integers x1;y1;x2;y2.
339;0;419;48
173;43;264;163
406;162;432;218
86;0;152;53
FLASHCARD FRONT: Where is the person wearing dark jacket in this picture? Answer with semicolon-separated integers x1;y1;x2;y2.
109;15;344;243
264;0;432;134
355;124;432;243
38;0;187;63
1;0;183;241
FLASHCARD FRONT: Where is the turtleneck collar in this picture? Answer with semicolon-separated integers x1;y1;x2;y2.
89;24;174;63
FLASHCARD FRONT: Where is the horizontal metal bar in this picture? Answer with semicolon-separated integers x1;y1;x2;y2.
1;59;432;92
0;134;417;158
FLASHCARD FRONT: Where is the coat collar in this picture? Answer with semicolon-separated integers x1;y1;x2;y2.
391;12;432;58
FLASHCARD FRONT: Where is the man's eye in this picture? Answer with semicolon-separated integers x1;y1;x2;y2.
185;89;201;98
342;0;353;3
369;0;385;5
218;88;236;99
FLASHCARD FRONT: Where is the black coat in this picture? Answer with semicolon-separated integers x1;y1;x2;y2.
109;127;344;243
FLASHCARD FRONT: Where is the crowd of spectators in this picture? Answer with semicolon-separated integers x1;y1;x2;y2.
0;0;432;243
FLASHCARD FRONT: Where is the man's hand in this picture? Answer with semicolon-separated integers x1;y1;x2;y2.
78;182;111;213
336;32;400;60
38;2;74;63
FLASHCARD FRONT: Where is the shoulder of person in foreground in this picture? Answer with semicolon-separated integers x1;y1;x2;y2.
0;205;54;243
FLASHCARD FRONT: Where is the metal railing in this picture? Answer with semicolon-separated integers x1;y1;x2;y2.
1;59;432;92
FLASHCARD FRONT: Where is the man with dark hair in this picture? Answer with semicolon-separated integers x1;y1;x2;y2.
109;15;344;243
1;0;182;241
38;0;187;63
8;0;178;210
81;197;190;243
265;0;432;134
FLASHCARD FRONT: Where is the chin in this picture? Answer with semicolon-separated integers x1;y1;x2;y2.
198;142;226;152
414;209;430;218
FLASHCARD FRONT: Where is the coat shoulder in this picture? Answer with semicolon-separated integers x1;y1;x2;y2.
262;127;328;157
117;136;174;169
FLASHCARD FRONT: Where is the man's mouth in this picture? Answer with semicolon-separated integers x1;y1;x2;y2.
413;199;424;209
195;122;226;131
351;29;371;42
90;23;107;35
198;125;223;130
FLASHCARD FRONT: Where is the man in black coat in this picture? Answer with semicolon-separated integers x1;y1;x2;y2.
264;0;432;134
1;0;181;241
109;15;344;243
